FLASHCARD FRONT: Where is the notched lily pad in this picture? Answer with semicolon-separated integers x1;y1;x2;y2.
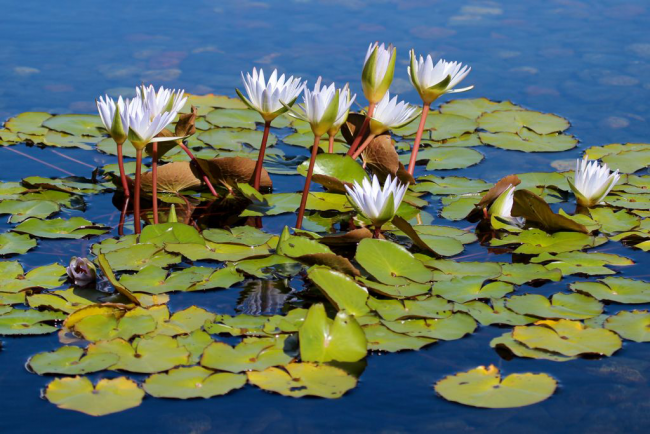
29;346;119;375
144;366;247;399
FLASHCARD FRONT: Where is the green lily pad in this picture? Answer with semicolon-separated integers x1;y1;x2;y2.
307;266;369;316
506;293;603;320
478;109;569;135
367;296;452;321
241;192;352;217
28;346;119;375
205;314;271;337
299;303;367;363
455;299;537;326
432;277;513;303
435;365;557;408
0;308;65;335
492;229;604;254
440;98;523;120
166;241;272;262
584;143;650;174
355;239;431;285
73;308;158;341
144;366;247;399
198;128;277;150
357;277;430;299
5;112;51;135
27;287;103;314
440;194;483;220
140;223;205;246
42;130;97;150
394;112;476;138
512;319;622;356
42;114;104;136
297;154;368;192
413;175;492;195
426;259;502;282
530;251;633;276
381;313;476;340
589;207;639;234
0;199;59;223
45;376;144;416
0;261;67;293
480;130;577;153
604;310;650;342
149;305;216;337
490;332;576;361
104;243;181;271
188;266;245;291
399;147;484;171
203;226;273;246
13;217;109;239
177;329;214;364
497;263;562;285
0;292;26;306
22;176;106;195
0;232;37;255
205;108;261;129
570;277;650;304
363;323;436;352
247;363;357;399
88;335;190;373
119;266;212;295
201;336;293;373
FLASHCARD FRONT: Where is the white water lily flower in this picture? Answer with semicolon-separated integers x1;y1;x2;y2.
286;77;345;136
362;42;397;104
328;84;356;136
568;158;620;207
345;174;408;228
67;257;97;286
237;68;305;122
136;85;187;118
96;95;131;144
369;92;421;135
126;86;187;150
488;184;524;227
408;50;473;104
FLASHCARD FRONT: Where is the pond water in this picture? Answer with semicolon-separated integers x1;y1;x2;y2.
2;0;650;433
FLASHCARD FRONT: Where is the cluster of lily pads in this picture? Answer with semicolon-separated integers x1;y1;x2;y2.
0;42;649;416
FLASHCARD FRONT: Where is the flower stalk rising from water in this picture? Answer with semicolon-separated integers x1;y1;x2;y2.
285;78;353;229
348;42;396;157
568;157;620;207
97;95;131;198
406;50;473;175
127;85;186;233
351;92;420;159
237;68;305;191
67;257;97;286
345;174;407;237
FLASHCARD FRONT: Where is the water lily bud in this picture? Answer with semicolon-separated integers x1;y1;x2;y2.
488;184;524;228
67;257;97;286
568;157;620;207
408;50;473;105
362;42;397;104
327;84;356;136
97;95;130;144
345;174;408;228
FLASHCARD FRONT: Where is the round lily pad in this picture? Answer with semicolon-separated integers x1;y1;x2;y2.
0;199;59;223
570;277;650;304
13;217;109;239
439;98;523;120
5;112;52;135
28;346;119;375
144;366;246;399
247;363;357;399
307;266;369;316
42;114;105;137
479;130;577;153
505;293;603;320
478;110;570;135
197;128;277;150
490;332;576;362
363;323;436;352
434;365;557;408
0;232;37;255
45;376;144;416
201;337;293;373
604;310;650;342
512;319;622;357
355;239;431;285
